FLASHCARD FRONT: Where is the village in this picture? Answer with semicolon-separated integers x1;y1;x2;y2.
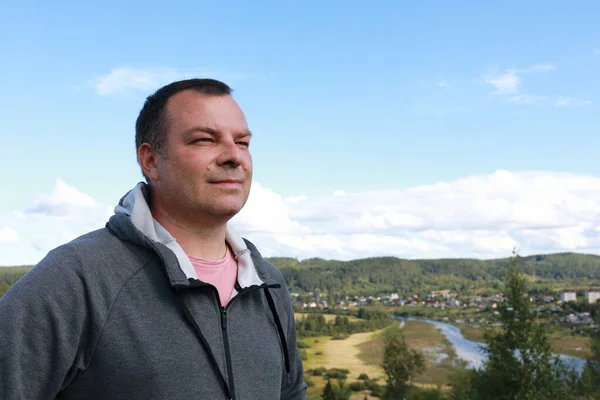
292;288;600;331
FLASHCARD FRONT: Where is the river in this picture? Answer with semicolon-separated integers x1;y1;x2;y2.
397;317;586;373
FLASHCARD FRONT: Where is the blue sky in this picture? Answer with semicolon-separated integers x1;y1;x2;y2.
1;1;600;265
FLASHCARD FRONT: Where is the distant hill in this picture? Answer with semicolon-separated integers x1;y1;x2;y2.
0;266;33;286
2;253;600;297
267;252;600;296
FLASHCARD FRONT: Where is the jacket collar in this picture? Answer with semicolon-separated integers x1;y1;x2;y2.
108;182;270;289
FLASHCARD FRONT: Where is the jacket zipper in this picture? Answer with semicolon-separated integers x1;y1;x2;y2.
211;284;278;400
146;240;282;399
220;307;235;400
171;274;281;400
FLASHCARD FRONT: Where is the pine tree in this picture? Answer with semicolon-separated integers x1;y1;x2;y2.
474;252;573;399
578;311;600;398
321;378;351;400
332;379;351;400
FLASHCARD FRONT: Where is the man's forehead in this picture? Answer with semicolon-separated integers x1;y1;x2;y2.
164;90;248;130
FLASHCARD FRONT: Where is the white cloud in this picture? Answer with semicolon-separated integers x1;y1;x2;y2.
484;70;520;94
23;179;97;217
232;170;600;260
555;97;592;107
0;227;18;243
230;182;310;235
92;67;247;96
434;80;451;89
0;181;114;264
482;64;589;107
520;64;556;73
3;171;600;265
508;94;549;105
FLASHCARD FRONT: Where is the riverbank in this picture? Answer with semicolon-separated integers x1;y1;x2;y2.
393;305;594;359
449;320;592;359
356;320;457;389
400;317;587;374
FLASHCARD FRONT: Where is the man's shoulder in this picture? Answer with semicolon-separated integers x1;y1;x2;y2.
49;227;131;263
35;227;154;284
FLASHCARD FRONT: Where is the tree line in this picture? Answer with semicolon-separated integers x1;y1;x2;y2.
270;252;600;296
296;309;393;338
3;252;600;299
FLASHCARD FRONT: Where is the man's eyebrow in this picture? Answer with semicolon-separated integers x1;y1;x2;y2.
182;127;252;138
236;130;253;138
182;126;218;137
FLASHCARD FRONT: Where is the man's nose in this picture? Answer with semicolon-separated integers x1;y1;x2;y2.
216;139;246;168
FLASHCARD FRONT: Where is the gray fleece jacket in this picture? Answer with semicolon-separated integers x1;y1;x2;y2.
0;183;307;400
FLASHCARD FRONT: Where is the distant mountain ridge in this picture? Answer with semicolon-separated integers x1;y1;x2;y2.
2;252;600;296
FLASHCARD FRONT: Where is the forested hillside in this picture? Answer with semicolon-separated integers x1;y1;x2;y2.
0;266;31;296
268;252;600;295
2;252;600;297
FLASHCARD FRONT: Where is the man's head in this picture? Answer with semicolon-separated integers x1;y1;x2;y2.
136;79;233;165
136;79;253;226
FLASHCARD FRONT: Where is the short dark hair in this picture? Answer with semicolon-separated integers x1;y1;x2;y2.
135;78;232;179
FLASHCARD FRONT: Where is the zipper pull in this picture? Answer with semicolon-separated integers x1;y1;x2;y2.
221;307;227;330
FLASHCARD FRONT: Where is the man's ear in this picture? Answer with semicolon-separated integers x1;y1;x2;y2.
138;143;160;182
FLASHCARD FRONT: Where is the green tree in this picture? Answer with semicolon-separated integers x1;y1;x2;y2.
578;311;600;398
474;252;573;400
578;362;598;399
321;378;351;400
332;379;351;400
322;379;334;400
448;366;477;400
381;332;425;399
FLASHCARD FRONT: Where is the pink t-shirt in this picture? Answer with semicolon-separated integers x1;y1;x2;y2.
189;246;238;307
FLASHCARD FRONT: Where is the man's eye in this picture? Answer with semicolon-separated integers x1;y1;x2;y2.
194;138;214;143
237;141;250;148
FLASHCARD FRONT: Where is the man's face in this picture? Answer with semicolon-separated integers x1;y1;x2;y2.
152;90;253;224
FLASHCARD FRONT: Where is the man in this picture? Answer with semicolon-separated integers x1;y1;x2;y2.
0;79;307;399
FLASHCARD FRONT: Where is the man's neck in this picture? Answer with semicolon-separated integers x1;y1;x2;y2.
152;209;229;261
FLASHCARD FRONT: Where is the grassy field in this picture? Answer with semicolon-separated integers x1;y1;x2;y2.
453;322;485;342
300;331;387;400
295;312;361;323
548;328;592;358
300;317;468;397
296;313;391;399
357;320;456;390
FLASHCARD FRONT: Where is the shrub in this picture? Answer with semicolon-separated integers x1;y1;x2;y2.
349;381;366;391
315;351;323;355
358;373;369;380
304;375;315;388
408;387;445;400
332;334;349;340
324;368;349;380
307;367;327;376
369;382;385;398
299;350;308;361
364;378;381;390
297;341;310;349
